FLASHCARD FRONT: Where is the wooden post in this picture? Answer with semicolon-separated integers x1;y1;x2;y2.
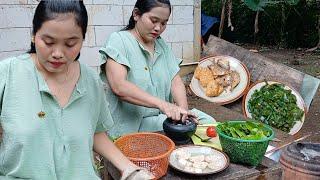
218;0;227;38
193;0;201;62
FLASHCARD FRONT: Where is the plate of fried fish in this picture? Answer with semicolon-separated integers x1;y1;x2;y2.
190;56;250;105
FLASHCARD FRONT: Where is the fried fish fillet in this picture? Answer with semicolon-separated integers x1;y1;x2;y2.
205;80;224;97
217;58;230;70
215;74;232;87
198;68;215;87
199;74;215;88
194;58;241;97
230;70;240;89
208;63;230;76
194;66;203;80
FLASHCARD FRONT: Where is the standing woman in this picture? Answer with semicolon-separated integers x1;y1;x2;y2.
0;1;152;179
99;0;197;138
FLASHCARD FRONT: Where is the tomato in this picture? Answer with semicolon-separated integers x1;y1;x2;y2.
206;126;217;137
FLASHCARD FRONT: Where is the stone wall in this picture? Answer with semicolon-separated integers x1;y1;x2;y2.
0;0;197;70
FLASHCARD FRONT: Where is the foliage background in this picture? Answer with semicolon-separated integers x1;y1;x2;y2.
201;0;319;48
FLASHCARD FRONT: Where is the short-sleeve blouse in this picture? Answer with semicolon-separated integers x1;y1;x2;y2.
99;31;182;137
0;54;113;180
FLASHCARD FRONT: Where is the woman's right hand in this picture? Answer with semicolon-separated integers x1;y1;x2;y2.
158;101;197;122
121;163;154;180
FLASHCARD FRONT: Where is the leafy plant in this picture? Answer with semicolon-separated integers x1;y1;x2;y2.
201;0;318;47
218;121;271;140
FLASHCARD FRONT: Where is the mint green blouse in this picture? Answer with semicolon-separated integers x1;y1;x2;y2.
99;31;182;138
0;54;114;180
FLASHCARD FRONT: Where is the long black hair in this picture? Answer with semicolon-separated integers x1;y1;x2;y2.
28;0;88;60
123;0;171;30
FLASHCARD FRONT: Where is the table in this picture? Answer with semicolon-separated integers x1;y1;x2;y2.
105;97;295;180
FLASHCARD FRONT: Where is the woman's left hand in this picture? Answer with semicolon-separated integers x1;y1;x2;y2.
181;110;198;123
159;101;197;123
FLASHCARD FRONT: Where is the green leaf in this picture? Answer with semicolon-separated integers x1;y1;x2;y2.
219;121;271;140
243;0;269;11
285;0;300;5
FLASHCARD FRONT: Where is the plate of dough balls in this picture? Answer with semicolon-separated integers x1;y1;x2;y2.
190;55;250;105
169;145;229;175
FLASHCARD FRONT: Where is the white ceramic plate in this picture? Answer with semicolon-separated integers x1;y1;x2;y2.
169;145;229;175
190;56;250;105
242;81;306;135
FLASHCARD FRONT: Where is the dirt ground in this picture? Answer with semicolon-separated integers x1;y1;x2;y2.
243;46;320;143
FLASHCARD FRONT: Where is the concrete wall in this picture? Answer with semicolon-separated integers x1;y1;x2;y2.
0;0;198;70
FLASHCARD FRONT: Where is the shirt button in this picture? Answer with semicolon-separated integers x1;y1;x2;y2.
144;67;148;71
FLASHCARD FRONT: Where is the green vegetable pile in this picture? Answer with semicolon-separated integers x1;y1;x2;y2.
218;121;271;140
248;83;304;133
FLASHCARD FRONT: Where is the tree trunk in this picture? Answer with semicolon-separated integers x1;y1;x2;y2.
227;0;234;31
254;11;260;44
306;14;320;52
280;4;286;46
218;0;227;38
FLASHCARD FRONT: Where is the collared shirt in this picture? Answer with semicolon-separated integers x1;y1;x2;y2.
99;31;182;137
0;54;114;180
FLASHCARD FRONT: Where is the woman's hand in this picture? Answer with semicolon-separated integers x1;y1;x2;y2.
181;110;198;123
158;101;198;123
121;163;154;180
170;75;198;122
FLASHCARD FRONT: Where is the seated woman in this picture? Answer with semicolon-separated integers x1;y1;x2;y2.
0;1;152;179
99;0;197;138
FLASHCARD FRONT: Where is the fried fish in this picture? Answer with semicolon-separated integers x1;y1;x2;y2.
205;80;224;97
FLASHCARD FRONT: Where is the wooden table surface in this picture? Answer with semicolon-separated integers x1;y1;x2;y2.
106;97;295;180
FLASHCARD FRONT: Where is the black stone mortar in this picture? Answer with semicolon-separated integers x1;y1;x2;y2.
163;118;197;145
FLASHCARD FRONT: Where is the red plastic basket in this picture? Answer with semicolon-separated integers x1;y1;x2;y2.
114;132;175;179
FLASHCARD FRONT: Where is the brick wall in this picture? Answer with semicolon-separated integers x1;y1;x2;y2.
0;0;198;70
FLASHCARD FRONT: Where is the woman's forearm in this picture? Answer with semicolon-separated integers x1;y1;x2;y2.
93;132;133;173
106;60;165;109
171;75;188;110
112;79;165;109
106;60;192;121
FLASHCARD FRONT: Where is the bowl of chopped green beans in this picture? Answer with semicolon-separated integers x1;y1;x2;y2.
242;81;306;135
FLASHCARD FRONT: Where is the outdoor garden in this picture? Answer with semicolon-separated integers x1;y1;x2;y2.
200;0;320;143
